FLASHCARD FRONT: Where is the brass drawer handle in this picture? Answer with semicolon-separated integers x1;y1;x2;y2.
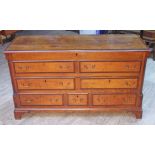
23;85;30;88
25;100;33;103
22;83;32;88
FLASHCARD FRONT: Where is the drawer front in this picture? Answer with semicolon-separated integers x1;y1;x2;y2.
20;94;63;106
68;94;88;106
17;78;75;90
80;61;141;72
93;94;136;105
81;78;138;89
14;62;74;73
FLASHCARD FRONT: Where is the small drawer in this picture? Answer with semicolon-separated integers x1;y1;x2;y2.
14;62;75;73
80;61;141;73
68;94;88;106
17;78;75;90
93;94;136;106
20;94;63;106
81;78;138;89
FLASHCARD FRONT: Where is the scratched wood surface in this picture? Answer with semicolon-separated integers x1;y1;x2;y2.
7;34;147;51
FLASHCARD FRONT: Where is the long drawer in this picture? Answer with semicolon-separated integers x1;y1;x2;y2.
92;94;136;105
20;94;63;106
81;78;138;89
80;61;141;72
14;61;75;73
17;78;75;90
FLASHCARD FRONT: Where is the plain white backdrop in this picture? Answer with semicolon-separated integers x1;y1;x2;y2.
0;0;155;155
0;0;155;29
0;126;155;155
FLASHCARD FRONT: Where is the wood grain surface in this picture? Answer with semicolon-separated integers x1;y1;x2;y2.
6;35;148;51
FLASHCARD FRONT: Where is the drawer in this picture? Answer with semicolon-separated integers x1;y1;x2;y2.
17;78;75;90
68;94;88;106
14;62;75;73
93;94;136;105
81;78;138;89
80;61;141;72
19;94;63;106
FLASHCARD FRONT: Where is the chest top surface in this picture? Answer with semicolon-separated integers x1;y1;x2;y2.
6;34;148;51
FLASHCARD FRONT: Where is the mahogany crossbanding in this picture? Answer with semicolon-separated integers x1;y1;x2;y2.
14;62;75;73
80;61;141;72
93;94;136;106
17;78;75;90
81;78;138;89
20;94;63;106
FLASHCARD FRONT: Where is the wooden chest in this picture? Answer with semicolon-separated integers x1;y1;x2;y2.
4;34;149;119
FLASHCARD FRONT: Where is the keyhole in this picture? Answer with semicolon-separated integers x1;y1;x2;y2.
125;82;129;86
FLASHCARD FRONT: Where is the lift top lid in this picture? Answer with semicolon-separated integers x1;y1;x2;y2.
7;34;148;51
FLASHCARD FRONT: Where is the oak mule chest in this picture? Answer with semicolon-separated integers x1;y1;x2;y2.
5;35;149;119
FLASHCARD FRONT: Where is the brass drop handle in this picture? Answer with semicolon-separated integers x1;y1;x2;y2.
25;99;33;103
23;85;30;88
18;66;23;69
125;65;130;69
22;83;31;87
92;64;96;69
